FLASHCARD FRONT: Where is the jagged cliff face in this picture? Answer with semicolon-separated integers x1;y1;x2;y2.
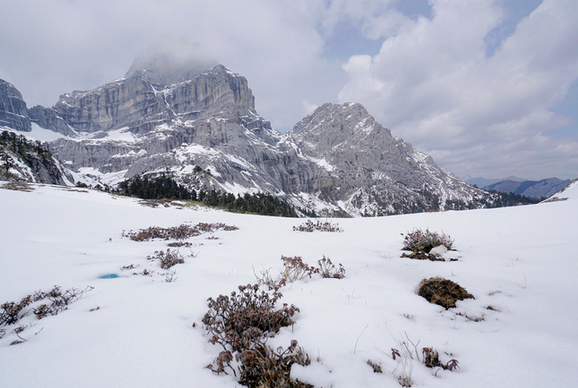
50;65;257;134
0;80;31;132
53;74;161;133
0;64;493;216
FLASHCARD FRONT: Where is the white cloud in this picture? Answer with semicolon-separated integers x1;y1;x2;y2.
338;0;578;179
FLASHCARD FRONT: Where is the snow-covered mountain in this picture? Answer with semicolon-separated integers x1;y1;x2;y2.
1;64;496;216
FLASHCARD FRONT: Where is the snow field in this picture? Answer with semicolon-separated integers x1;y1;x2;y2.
1;181;577;387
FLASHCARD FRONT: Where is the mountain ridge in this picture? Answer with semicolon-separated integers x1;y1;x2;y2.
1;63;511;216
484;178;571;200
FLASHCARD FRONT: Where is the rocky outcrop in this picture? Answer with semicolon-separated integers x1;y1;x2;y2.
0;80;31;132
0;130;69;185
44;65;303;195
28;105;76;136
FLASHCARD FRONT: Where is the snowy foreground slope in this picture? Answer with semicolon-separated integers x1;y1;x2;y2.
1;181;577;387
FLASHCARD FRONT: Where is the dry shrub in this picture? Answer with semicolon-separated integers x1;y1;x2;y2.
253;267;287;292
401;229;454;261
147;249;186;269
256;256;346;291
1;286;93;330
1;297;32;325
202;284;310;387
202;284;299;353
123;222;238;241
367;359;383;373
281;256;319;283
238;341;312;388
317;256;345;279
167;241;193;247
293;220;343;233
417;277;473;309
422;347;459;371
389;332;460;387
1;181;34;192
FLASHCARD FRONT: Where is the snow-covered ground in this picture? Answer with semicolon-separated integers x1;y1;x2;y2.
1;180;577;387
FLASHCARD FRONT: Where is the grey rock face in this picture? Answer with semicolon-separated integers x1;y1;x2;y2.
0;79;31;132
125;54;218;87
53;74;163;133
285;102;491;216
46;65;295;195
28;105;76;136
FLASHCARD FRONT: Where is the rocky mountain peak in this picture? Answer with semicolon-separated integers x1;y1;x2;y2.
291;102;393;155
43;63;257;134
290;101;414;179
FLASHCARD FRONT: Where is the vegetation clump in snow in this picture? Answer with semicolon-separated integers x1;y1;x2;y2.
0;285;93;345
146;249;192;269
401;228;454;261
122;222;238;241
422;347;459;370
255;256;346;291
316;256;346;279
292;219;343;232
202;283;311;387
417;277;474;309
237;340;312;388
0;181;34;192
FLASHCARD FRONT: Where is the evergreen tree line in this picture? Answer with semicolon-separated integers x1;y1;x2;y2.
117;174;194;201
116;174;298;217
485;190;540;207
1;130;57;179
0;130;53;165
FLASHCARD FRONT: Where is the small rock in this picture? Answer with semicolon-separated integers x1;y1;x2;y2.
429;245;448;257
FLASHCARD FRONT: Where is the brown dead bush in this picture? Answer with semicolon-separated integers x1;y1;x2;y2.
417;277;474;309
401;228;454;261
292;219;342;233
123;222;238;241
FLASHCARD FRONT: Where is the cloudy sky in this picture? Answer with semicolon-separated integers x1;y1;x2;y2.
1;0;577;180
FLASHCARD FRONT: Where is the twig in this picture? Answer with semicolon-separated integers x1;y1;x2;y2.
354;323;369;354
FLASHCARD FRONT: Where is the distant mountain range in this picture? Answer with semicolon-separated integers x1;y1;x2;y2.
0;64;540;216
464;175;571;200
462;175;526;188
